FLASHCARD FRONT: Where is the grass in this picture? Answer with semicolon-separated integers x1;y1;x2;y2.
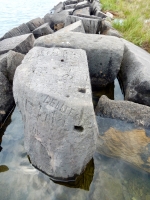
100;0;150;52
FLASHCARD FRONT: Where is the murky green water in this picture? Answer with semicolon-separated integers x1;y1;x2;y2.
1;79;150;200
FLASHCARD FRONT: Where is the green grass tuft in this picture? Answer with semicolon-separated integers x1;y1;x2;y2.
100;0;150;52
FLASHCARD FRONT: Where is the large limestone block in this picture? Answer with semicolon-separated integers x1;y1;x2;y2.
33;23;54;38
0;23;31;41
119;39;150;106
51;2;65;14
96;95;150;174
26;18;44;31
57;20;85;33
0;33;35;55
13;47;98;180
64;0;78;5
0;72;14;127
34;32;124;87
65;15;102;34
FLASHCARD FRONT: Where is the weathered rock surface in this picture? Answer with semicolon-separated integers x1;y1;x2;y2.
51;2;65;14
33;23;54;38
90;0;102;15
65;15;102;33
13;46;98;180
73;7;91;16
7;51;25;83
34;32;124;87
44;10;70;30
0;51;25;81
65;3;76;10
26;17;44;31
0;72;14;127
64;0;78;5
75;1;89;10
96;95;150;174
57;20;85;33
0;33;35;55
96;95;150;127
0;23;31;41
119;39;150;106
0;53;7;77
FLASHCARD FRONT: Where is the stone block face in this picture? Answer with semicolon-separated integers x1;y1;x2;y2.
0;33;35;55
26;17;44;31
0;23;31;41
64;0;78;5
0;72;14;127
65;15;102;33
73;7;91;16
13;47;98;180
57;20;85;33
119;39;150;106
33;23;54;38
34;32;124;87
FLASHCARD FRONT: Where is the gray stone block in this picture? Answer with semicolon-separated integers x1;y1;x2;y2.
0;33;35;55
34;32;124;87
7;50;25;83
96;95;150;127
91;0;102;15
65;3;76;9
26;17;44;31
64;0;78;5
65;15;102;33
44;10;70;30
0;72;14;127
52;2;65;13
73;6;91;16
13;46;98;180
75;1;89;9
33;23;54;38
57;20;85;33
119;39;150;106
0;53;7;77
0;23;31;41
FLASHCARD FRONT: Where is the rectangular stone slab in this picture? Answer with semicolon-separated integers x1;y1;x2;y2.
57;20;85;33
65;15;102;33
0;33;35;55
13;47;98;180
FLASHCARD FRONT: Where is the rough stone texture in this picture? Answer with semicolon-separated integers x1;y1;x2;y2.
73;7;91;16
119;39;150;106
0;72;14;127
65;15;102;34
33;23;54;38
0;51;25;82
0;33;35;55
44;10;70;30
90;0;102;15
95;95;150;127
0;53;7;77
65;3;76;10
102;28;122;38
13;46;98;180
0;23;31;41
75;1;89;9
52;2;65;13
34;32;124;87
57;20;85;33
7;51;25;83
26;17;44;31
95;11;107;18
64;0;78;5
